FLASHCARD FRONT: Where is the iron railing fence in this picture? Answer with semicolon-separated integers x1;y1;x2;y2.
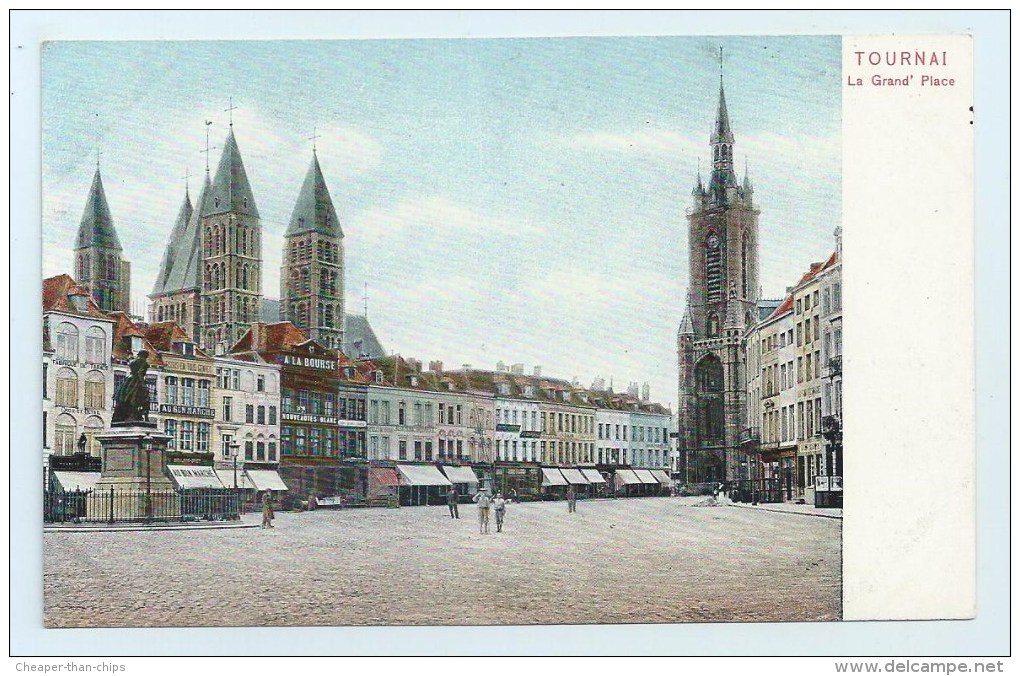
43;488;244;524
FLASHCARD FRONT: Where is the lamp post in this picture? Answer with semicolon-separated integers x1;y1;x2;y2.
230;442;241;489
142;433;153;522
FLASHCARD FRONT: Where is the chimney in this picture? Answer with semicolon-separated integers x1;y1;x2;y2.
462;364;472;371
511;363;524;375
496;361;507;372
250;323;262;352
533;365;542;377
641;382;650;402
429;360;444;373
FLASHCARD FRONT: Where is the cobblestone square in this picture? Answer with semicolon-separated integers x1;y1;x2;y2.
44;497;841;627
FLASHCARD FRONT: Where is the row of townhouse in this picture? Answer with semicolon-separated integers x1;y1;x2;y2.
44;273;673;503
744;230;843;501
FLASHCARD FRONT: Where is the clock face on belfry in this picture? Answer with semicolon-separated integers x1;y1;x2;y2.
707;232;720;249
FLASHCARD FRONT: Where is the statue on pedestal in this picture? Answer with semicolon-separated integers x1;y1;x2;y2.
112;351;151;425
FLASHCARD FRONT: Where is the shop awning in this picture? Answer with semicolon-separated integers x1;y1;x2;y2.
397;464;452;486
580;468;607;484
614;469;642;485
633;469;660;484
559;468;590;485
167;465;225;490
541;467;568;486
52;471;101;493
245;469;289;491
651;469;673;486
213;468;255;490
441;465;480;485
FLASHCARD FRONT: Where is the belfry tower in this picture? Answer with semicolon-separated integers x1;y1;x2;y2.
280;147;345;350
677;67;760;484
75;166;131;313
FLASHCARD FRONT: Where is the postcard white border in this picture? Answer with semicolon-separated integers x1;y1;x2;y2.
8;10;1010;657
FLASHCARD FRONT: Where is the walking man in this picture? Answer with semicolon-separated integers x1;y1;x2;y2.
446;486;460;519
261;490;275;529
566;484;577;513
472;487;492;534
493;492;507;533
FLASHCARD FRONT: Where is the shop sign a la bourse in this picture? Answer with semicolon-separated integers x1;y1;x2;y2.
277;353;337;371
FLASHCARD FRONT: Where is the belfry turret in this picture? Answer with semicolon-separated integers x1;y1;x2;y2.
75;166;131;313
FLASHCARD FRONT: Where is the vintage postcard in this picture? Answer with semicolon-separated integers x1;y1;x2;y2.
20;16;988;653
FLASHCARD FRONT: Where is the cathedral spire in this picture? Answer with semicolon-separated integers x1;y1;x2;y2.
152;189;194;295
75;166;121;251
287;152;342;237
203;127;259;218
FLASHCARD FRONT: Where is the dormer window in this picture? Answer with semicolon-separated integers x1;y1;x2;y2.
374;370;384;384
214;197;221;209
130;336;143;354
409;375;419;387
497;382;510;395
343;367;355;380
446;381;455;391
175;341;195;357
243;197;248;209
560;391;569;402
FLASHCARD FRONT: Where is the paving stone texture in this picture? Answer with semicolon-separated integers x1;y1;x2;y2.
44;497;841;627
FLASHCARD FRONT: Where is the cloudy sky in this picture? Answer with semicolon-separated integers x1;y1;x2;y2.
42;35;841;411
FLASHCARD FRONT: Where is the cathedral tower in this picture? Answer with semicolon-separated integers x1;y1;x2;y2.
199;128;262;350
149;180;204;341
677;76;760;484
280;150;345;349
75;166;131;313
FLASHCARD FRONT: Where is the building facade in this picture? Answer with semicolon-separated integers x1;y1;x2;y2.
818;229;843;478
74;167;131;314
677;78;760;484
212;355;282;474
280;152;345;350
43;275;116;463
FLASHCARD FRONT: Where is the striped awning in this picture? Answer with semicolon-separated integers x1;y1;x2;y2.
442;465;480;485
397;464;452;486
541;467;568;486
650;469;673;486
614;469;642;485
580;468;607;484
52;471;101;493
559;468;589;485
633;469;660;485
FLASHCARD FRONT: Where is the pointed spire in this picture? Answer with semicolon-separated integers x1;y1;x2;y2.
203;128;259;218
743;157;753;192
286;152;342;237
75;167;122;250
152;190;194;295
679;292;694;335
162;172;211;293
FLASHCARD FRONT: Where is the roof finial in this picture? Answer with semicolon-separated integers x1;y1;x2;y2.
309;126;320;154
225;97;238;127
719;46;724;86
201;120;216;173
364;281;369;318
182;167;193;194
95;112;102;170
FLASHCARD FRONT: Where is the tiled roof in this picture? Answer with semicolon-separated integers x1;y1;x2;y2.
144;321;207;357
42;274;106;318
107;311;163;366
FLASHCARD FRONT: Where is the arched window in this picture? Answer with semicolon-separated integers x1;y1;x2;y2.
302;268;311;293
83;415;104;456
54;413;77;456
319;272;329;293
205;227;213;257
204;265;212;290
84;371;105;409
56;323;79;362
324;304;334;329
56;367;78;407
158;306;165;322
317;302;324;326
84;326;106;363
706;313;720;338
78;254;89;281
695;355;724;393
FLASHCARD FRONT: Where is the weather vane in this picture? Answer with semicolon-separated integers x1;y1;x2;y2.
309;126;320;153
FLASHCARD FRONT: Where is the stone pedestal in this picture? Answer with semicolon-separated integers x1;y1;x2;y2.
93;423;178;520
